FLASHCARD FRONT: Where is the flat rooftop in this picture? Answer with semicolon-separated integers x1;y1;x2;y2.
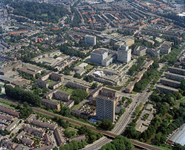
169;123;185;145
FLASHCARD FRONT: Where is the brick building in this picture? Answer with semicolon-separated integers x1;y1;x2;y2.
160;78;181;88
44;89;58;99
66;82;89;92
37;79;49;88
32;120;56;130
23;126;45;137
50;73;63;81
71;110;90;119
0;106;19;117
1;140;17;149
65;100;74;108
50;81;62;89
54;128;65;146
41;99;60;110
53;91;70;101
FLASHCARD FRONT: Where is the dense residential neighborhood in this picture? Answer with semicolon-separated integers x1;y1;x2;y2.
0;0;185;149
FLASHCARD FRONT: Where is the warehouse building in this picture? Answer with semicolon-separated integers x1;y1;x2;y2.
168;123;185;146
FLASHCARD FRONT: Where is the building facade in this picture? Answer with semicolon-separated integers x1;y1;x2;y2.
85;35;96;46
117;45;131;63
96;95;116;122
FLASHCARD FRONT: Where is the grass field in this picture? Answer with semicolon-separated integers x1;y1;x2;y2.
85;65;93;70
75;62;82;66
46;80;56;86
41;14;48;17
106;85;123;91
59;87;74;95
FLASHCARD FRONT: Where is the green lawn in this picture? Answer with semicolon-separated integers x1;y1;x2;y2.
75;62;82;66
0;85;4;88
85;65;93;70
59;87;74;95
46;80;56;86
175;97;185;105
131;91;138;94
72;103;81;110
41;14;48;17
106;85;123;91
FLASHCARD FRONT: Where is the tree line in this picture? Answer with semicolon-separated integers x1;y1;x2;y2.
5;85;41;106
129;56;145;75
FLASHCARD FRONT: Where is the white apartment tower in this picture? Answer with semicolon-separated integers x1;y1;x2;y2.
117;45;131;63
85;35;96;46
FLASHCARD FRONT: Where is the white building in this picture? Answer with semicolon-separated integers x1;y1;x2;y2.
117;45;131;63
85;35;96;46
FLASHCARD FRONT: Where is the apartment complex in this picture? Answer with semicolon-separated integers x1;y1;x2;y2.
66;81;89;92
85;35;96;46
165;72;185;81
168;67;185;75
160;78;181;88
37;79;49;88
65;100;74;108
50;81;62;89
41;99;60;110
54;91;70;101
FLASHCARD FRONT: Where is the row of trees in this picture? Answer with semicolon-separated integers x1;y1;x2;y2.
5;85;41;106
101;135;133;150
129;56;145;75
134;63;159;92
59;140;88;150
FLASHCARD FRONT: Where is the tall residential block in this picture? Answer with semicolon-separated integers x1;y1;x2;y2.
117;45;131;63
96;95;116;122
91;49;108;64
85;35;96;46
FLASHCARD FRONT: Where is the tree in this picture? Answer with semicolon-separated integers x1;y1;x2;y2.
181;79;185;90
53;147;58;150
71;140;78;150
90;135;97;142
91;83;98;89
100;119;114;131
42;88;50;94
0;86;1;93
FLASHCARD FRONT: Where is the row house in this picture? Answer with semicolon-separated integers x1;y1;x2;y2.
41;99;60;110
